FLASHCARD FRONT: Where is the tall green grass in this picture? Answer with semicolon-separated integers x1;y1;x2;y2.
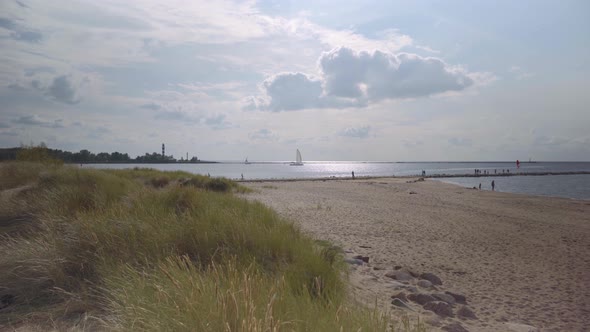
106;257;390;331
0;163;405;331
0;162;48;190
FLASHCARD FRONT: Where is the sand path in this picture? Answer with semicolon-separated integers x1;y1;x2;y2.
243;178;590;332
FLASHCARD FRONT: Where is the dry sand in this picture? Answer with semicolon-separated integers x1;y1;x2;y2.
243;178;590;332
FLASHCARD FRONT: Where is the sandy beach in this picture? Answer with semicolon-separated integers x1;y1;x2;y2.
243;178;590;332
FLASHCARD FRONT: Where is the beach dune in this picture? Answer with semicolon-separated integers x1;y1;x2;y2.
244;178;590;332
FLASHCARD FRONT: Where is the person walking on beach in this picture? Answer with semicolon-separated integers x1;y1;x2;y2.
492;180;495;191
479;183;481;190
352;171;355;179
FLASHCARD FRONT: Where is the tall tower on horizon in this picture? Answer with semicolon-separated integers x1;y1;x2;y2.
162;143;165;157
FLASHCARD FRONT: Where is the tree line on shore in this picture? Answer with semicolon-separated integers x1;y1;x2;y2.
0;144;201;163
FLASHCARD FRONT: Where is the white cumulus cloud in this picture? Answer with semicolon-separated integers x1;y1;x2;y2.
320;47;474;100
252;47;480;111
262;72;323;111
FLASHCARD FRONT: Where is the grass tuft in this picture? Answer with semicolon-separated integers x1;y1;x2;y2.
149;176;170;188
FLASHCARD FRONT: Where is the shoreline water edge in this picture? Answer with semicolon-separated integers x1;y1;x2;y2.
84;161;590;200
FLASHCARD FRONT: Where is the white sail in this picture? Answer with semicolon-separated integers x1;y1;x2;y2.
290;149;304;166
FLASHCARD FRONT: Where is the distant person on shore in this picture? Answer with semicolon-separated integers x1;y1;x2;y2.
492;180;495;191
241;173;244;180
495;169;497;174
352;171;355;179
479;183;481;190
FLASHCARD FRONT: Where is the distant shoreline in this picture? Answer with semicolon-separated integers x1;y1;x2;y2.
75;161;219;164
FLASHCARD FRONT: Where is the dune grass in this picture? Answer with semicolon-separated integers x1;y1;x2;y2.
0;162;416;331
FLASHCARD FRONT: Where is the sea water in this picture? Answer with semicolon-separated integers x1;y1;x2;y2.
436;174;590;200
85;162;590;200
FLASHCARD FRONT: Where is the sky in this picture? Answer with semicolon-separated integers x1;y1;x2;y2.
1;0;589;161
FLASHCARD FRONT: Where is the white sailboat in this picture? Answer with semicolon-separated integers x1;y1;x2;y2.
289;149;304;166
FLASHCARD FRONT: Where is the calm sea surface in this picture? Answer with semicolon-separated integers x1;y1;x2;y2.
85;162;590;200
436;174;590;200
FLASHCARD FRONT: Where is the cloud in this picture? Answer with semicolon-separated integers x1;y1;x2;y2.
46;75;79;104
13;115;45;125
510;66;522;72
509;66;534;80
402;140;424;148
339;126;371;138
242;96;263;111
448;137;472;147
149;103;221;127
320;47;474;100
0;130;19;137
143;89;236;130
12;30;43;42
414;45;440;54
253;47;479;111
139;102;162;110
14;0;29;9
7;83;26;91
0;17;42;43
533;135;570;146
31;80;42;89
0;122;11;128
284;20;413;53
262;72;323;111
86;125;112;139
0;17;16;30
154;110;198;122
12;115;64;128
517;73;534;80
5;73;83;105
204;114;232;130
249;128;278;140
